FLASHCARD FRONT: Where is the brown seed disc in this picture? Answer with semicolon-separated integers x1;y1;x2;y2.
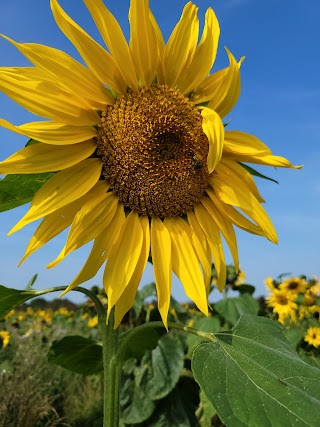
96;84;210;218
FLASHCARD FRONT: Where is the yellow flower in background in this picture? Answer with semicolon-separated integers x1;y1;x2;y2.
304;327;320;348
266;289;298;325
0;0;300;328
279;277;308;294
56;307;71;317
17;314;24;322
88;316;99;328
0;331;10;348
235;270;246;286
4;310;15;320
264;277;276;291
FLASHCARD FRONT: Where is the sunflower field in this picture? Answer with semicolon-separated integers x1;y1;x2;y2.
1;269;319;426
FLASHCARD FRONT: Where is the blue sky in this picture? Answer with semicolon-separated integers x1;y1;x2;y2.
0;0;319;304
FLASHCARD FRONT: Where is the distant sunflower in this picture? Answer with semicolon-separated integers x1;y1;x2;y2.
279;277;308;294
0;331;10;348
266;289;298;324
304;327;320;348
0;0;300;328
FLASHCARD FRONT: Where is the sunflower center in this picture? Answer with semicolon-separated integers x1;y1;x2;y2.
96;84;209;217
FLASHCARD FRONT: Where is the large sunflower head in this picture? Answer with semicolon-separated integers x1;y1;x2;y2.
0;0;301;328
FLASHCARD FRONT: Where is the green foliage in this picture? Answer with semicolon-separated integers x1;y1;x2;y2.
0;285;42;319
48;335;103;375
214;294;259;326
192;315;320;427
239;162;279;184
0;172;53;212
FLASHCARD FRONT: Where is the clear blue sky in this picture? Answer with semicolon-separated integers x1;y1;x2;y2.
0;0;319;304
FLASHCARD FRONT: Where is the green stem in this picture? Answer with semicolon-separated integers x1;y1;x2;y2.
100;309;120;427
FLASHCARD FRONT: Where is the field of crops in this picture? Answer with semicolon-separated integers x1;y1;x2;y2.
1;270;319;427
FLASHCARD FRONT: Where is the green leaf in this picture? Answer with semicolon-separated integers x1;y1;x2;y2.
235;284;256;295
239;163;279;184
120;327;163;360
186;317;221;358
48;336;103;375
25;274;38;290
196;390;217;427
192;315;320;427
144;333;185;400
0;285;42;319
214;294;259;325
0;172;54;212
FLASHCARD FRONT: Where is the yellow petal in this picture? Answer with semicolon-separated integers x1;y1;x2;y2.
0;119;97;145
194;204;226;292
224;131;302;168
178;216;212;297
220;158;265;203
64;185;118;257
151;217;172;329
164;217;208;315
8;159;102;234
0;68;100;126
200;107;224;173
163;2;199;87
207;48;244;118
1;34;113;108
202;194;239;271
60;203;125;296
83;0;137;91
0;140;96;174
129;0;158;87
187;211;212;295
207;190;264;236
114;216;150;329
19;196;87;265
104;210;144;318
50;0;126;94
211;164;278;243
179;8;220;94
149;8;165;84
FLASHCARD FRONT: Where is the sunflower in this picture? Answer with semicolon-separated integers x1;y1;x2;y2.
279;277;308;294
304;327;320;349
0;0;300;328
266;289;298;325
0;331;10;349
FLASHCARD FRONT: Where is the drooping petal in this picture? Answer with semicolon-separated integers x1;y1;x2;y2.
178;8;220;95
164;217;208;315
151;217;172;329
207;49;244;118
0;119;97;145
0;34;114;108
207;190;264;236
60;203;126;296
178;216;212;296
187;212;212;295
200;107;224;173
202;194;239;271
83;0;138;91
114;216;150;329
129;0;158;87
104;210;144;318
219;158;265;203
50;0;126;94
8;159;102;234
223;131;302;168
192;49;243;117
194;204;226;291
163;2;199;87
211;163;278;243
19;195;90;265
0;68;100;126
0;140;96;174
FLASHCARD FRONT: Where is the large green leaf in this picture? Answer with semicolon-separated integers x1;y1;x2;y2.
214;294;259;325
120;327;163;360
0;285;43;319
186;317;221;358
144;333;184;400
48;335;103;375
0;172;53;212
192;315;320;427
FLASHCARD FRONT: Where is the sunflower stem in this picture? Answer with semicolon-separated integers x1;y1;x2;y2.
100;308;120;427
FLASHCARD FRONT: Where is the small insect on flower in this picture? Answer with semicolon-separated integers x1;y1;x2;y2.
192;153;204;170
